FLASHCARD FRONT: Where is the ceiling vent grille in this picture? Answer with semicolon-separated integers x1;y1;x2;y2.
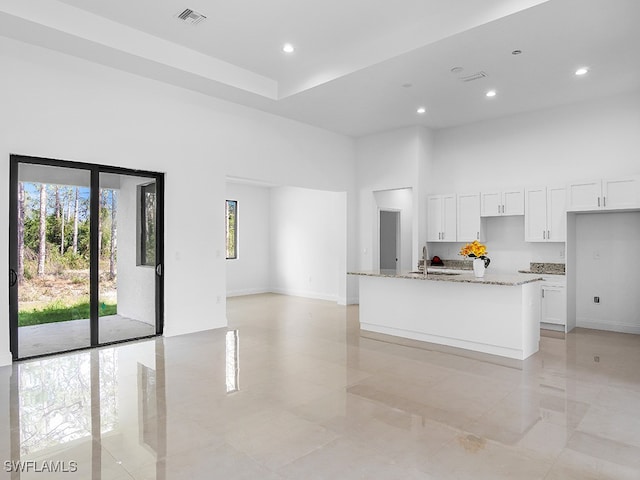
459;71;488;82
176;8;207;26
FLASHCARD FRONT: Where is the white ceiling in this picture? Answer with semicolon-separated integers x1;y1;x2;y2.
1;0;639;137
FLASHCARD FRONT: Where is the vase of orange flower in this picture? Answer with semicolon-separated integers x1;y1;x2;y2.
459;240;491;278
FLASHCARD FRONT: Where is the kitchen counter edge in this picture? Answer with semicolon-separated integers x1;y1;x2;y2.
348;271;544;286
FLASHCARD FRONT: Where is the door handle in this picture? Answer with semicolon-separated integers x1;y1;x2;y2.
9;269;17;287
156;264;162;276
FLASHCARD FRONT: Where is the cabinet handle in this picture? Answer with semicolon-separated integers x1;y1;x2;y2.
547;230;550;239
597;197;600;207
477;232;479;240
542;289;545;298
497;204;500;214
603;196;606;207
543;230;546;239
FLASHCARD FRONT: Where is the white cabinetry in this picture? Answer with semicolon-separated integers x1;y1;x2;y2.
525;186;566;242
481;189;524;217
567;176;640;212
427;194;456;242
457;193;482;242
541;278;567;332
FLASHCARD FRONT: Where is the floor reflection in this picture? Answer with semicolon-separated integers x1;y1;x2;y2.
10;341;166;479
226;330;239;394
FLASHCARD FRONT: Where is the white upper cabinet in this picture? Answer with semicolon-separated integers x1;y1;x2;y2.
524;187;546;242
603;177;640;209
457;193;482;242
547;186;567;241
567;176;640;211
481;189;524;217
525;186;566;242
427;194;456;242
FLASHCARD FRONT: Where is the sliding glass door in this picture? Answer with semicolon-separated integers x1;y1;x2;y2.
9;155;164;359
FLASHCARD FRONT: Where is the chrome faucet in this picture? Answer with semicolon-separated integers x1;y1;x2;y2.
423;244;429;276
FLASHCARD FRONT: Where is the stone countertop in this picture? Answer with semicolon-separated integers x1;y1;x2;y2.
348;270;544;286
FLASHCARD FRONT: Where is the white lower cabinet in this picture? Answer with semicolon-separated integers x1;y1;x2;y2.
541;280;566;332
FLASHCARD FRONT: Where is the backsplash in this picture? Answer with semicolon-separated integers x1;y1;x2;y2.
520;262;566;275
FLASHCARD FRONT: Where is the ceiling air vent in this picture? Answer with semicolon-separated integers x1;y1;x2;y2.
459;71;488;82
176;8;207;26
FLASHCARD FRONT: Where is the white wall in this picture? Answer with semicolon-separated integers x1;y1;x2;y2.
225;182;271;297
356;126;434;273
270;186;346;302
116;175;156;326
574;212;640;334
373;188;413;272
0;37;356;364
431;90;640;193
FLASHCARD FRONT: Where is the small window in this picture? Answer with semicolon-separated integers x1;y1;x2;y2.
137;182;156;266
226;200;237;259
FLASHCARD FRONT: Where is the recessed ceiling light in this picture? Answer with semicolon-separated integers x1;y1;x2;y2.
450;67;464;74
511;49;522;55
282;43;295;54
575;67;589;76
417;107;426;114
486;90;497;98
402;83;413;88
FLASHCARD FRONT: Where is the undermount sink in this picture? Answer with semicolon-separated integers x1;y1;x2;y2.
409;271;461;276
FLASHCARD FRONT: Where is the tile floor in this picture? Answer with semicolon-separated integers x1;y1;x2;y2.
2;293;640;479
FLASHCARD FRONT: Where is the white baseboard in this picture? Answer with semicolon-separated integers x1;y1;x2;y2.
0;352;13;367
270;288;338;303
226;288;270;298
577;319;640;335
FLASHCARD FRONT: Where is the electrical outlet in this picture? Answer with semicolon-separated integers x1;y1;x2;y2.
594;296;600;304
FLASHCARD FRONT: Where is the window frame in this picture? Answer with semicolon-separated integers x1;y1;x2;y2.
226;199;237;260
137;182;157;267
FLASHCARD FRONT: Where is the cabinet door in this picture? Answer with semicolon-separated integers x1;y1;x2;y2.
603;176;640;210
480;192;501;217
546;186;566;242
524;187;546;242
566;180;601;211
502;189;524;216
441;194;457;242
427;195;443;242
457;193;481;242
541;286;566;326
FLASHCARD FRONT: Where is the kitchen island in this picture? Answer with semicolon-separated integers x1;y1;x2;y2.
349;270;544;360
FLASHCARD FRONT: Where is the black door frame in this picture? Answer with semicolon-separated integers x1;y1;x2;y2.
9;154;164;360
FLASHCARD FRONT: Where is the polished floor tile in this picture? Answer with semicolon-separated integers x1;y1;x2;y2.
2;293;640;479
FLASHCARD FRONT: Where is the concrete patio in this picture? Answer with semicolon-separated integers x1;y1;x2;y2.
18;314;156;358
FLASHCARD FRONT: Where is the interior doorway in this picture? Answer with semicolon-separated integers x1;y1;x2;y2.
9;155;164;360
379;209;400;271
